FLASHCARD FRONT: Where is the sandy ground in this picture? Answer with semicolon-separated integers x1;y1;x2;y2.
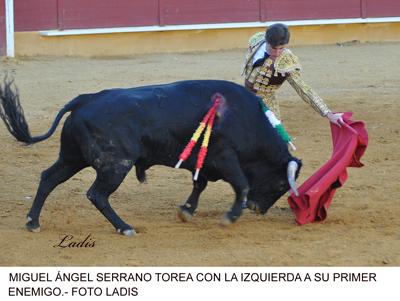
0;42;399;266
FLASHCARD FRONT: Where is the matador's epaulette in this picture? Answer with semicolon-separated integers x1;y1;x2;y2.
248;32;265;49
274;49;301;76
242;32;265;76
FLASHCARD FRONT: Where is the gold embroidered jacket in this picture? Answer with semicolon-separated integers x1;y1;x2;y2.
242;32;331;120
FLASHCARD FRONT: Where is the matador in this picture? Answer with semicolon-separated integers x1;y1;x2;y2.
242;24;343;125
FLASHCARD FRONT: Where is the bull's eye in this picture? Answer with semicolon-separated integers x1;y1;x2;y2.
278;180;287;191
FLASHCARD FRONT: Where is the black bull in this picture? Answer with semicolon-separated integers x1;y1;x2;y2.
0;79;301;235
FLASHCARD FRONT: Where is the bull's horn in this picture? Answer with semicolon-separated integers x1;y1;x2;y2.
287;160;299;196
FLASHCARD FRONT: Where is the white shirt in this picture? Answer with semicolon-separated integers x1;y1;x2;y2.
252;41;267;65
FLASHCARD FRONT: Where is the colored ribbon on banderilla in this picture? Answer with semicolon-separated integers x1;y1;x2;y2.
258;100;296;151
175;94;222;180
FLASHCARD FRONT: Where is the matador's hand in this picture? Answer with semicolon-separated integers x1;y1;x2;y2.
327;112;344;127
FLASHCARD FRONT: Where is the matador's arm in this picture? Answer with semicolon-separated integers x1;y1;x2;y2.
286;70;331;117
274;49;332;117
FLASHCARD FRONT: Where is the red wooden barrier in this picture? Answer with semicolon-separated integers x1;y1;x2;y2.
11;0;400;32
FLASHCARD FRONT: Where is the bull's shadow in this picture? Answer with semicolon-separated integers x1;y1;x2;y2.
0;78;301;235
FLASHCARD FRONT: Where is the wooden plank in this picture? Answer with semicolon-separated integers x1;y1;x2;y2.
60;0;159;29
160;0;260;25
261;0;361;21
14;0;58;31
365;0;400;18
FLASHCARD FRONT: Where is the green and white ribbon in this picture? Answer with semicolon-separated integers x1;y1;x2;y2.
259;100;296;151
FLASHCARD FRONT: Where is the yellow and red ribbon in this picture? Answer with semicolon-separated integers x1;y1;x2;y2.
175;94;222;180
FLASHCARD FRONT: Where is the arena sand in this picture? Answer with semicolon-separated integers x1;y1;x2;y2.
0;42;399;266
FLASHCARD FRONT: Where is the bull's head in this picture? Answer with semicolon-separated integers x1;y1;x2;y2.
245;158;302;214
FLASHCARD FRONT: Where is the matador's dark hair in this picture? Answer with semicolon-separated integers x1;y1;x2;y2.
265;23;290;47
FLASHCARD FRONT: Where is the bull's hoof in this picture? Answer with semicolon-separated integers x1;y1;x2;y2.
177;206;193;223
221;212;240;226
246;200;256;211
26;217;41;233
221;214;233;226
116;228;136;236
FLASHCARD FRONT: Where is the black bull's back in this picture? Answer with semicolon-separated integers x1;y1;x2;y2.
68;80;289;171
0;79;300;235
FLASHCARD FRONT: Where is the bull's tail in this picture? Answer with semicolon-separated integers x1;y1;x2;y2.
0;77;74;144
